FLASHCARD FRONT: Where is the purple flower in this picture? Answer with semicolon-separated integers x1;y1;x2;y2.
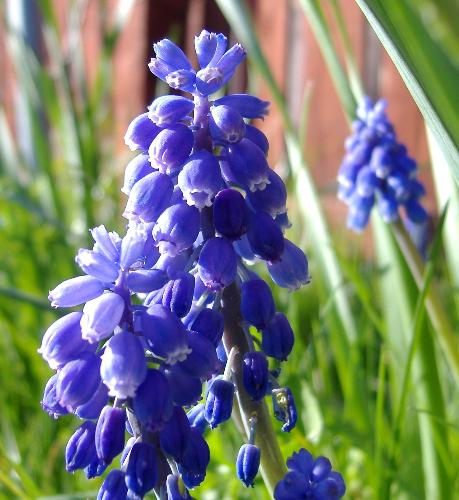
124;112;161;152
100;331;147;399
125;441;158;497
242;351;269;401
197;237;237;291
241;279;275;330
95;406;126;465
80;292;125;343
237;444;260;487
160;406;192;462
204;376;234;428
65;421;97;472
267;240;310;290
121;154;152;195
210;104;245;143
213;188;248;240
149;124;194;175
48;275;104;308
162;273;195;318
214;94;269;119
148;95;194;126
261;312;294;361
97;469;127;500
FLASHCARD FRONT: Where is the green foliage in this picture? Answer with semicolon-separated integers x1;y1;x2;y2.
1;1;459;499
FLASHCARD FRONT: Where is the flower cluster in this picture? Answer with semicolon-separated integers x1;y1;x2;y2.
274;449;346;499
337;97;428;232
40;30;313;498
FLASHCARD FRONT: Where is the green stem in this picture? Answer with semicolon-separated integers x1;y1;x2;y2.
222;283;286;496
391;219;459;385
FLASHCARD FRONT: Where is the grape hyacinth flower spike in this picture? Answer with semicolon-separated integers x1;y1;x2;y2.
40;29;344;498
337;97;428;232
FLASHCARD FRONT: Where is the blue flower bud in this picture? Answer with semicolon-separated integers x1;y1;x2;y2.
121;154;152;195
123;171;174;223
378;194;398;223
149;125;194;175
214;94;269;119
133;369;173;432
125;441;158;497
76;246;120;282
85;456;107;479
141;304;190;363
97;469;127;500
153;39;192;71
195;30;220;68
41;374;68;418
186;404;207;434
162;273;195;318
210;105;245;144
90;225;120;262
100;331;147;399
356;166;378;198
261;312;294;361
127;269;168;293
177;428;210;489
267;239;309;290
148;95;194;126
247;211;284;262
405;198;428;223
213;189;248;240
39;312;95;369
198;237;237;291
153;203;201;256
178;150;225;209
65;421;97;472
166;69;197;93
160;406;192;461
80;292;125;343
56;353;101;411
216;341;228;364
124;113;161;152
166;473;194;500
225;139;270;192
119;222;148;270
272;387;297;432
75;382;108;420
183;307;224;347
244;124;269;154
241;279;275;330
274;470;310;500
204;376;234;428
163;365;202;407
247;169;287;217
95;406;126;465
236;444;260;487
177;331;221;380
242;351;269;401
48;275;104;308
120;436;136;468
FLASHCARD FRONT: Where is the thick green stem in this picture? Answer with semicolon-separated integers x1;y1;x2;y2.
222;283;286;496
392;220;459;385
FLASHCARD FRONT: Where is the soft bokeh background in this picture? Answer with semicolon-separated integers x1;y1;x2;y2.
1;0;458;498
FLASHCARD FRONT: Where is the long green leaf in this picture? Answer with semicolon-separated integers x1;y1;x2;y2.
354;0;459;182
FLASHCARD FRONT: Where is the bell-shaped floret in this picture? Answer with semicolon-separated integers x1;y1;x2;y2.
244;125;269;154
48;275;104;308
80;292;125;344
127;269;168;293
242;351;269;401
100;331;147;399
124;113;161;152
76;248;120;283
162;273;195;318
149;124;194;175
213;188;248;240
197;237;237;291
195;30;224;68
95;406;126;465
210;104;245;144
122;154;152;195
261;312;294;361
56;353;101;411
266;239;310;290
65;421;97;472
148;95;194;126
178;150;225;209
247;211;284;262
225;139;270;192
204;376;234;428
125;441;158;498
153;203;200;256
241;279;275;330
236;444;261;487
123;171;174;223
75;382;108;420
159;406;192;462
247;169;287;217
39;311;95;370
133;369;173;432
163;365;202;407
141;304;190;364
183;307;224;347
166;473;194;500
96;469;127;500
186;403;207;434
214;94;269;119
176;331;221;380
176;428;210;489
41;374;68;418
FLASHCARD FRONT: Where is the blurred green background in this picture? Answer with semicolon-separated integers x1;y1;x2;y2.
1;0;459;498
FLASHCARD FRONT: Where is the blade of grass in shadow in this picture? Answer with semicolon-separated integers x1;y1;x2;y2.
354;0;459;183
215;0;373;432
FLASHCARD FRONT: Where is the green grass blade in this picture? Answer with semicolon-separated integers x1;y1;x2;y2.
354;0;459;183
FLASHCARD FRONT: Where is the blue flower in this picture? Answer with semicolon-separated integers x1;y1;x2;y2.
274;449;346;499
236;443;260;487
338;97;428;231
125;441;158;497
95;406;126;465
